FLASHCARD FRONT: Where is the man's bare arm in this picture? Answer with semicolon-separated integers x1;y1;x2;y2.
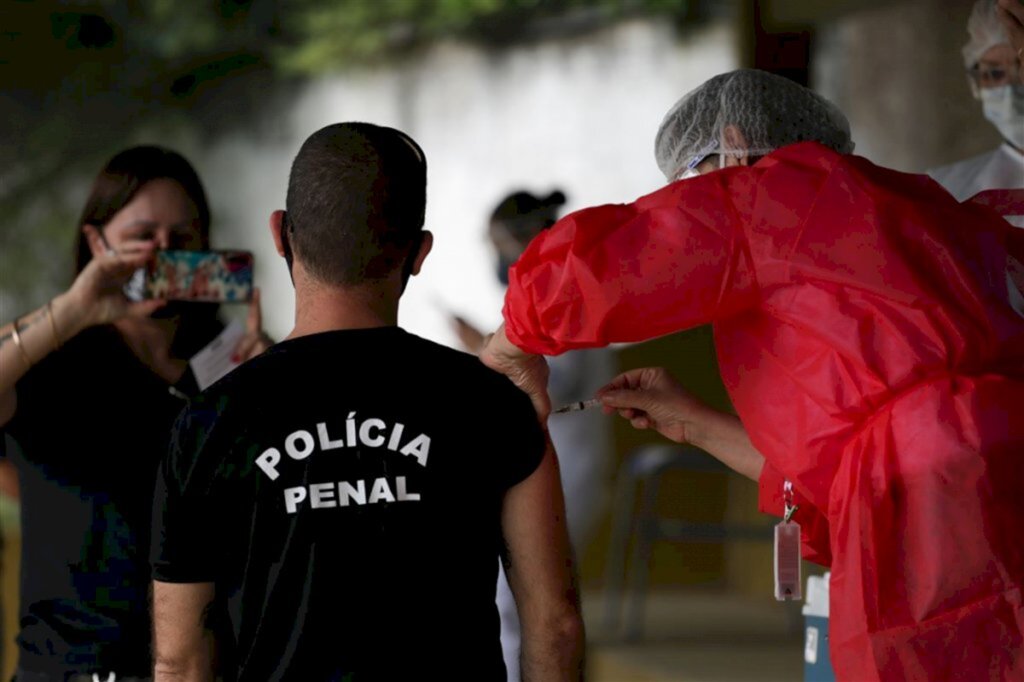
502;439;585;682
152;580;216;682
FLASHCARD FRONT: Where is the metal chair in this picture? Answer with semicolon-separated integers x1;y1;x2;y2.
602;443;777;640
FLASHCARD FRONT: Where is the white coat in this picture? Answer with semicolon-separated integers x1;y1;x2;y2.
929;143;1024;226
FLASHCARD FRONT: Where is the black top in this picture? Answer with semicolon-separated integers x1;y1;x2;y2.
3;326;201;676
151;327;545;682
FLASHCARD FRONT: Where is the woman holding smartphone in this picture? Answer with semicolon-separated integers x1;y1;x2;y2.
0;146;270;681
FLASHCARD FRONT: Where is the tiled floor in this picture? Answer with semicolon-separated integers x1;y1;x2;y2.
584;589;805;682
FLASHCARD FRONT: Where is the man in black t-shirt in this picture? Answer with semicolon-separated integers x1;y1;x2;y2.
150;123;583;682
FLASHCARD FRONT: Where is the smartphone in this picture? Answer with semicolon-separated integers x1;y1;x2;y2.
143;250;254;303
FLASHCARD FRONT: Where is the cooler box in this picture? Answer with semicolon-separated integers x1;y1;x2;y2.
802;572;835;682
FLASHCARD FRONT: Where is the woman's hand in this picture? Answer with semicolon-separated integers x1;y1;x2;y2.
480;323;551;420
64;226;166;331
232;288;274;363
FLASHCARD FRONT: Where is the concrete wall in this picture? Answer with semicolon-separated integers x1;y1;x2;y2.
187;0;1002;343
812;0;1001;174
187;19;740;343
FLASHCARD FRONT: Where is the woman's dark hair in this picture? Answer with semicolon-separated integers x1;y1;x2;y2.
489;190;566;241
73;146;211;274
491;190;565;223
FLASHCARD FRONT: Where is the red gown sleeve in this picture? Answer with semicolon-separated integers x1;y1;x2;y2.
502;172;759;355
758;460;832;566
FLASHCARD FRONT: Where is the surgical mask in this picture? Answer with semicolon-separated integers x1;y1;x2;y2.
981;84;1024;149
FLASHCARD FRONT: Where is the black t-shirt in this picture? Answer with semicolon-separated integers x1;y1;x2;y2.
3;326;202;676
151;327;545;682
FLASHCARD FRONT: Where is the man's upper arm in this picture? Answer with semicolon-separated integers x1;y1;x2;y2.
500;436;578;617
152;580;215;680
152;402;226;584
500;433;584;681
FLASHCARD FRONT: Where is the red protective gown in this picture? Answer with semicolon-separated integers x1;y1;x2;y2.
503;142;1024;681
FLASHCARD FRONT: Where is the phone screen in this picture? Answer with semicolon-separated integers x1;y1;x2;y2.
145;250;254;302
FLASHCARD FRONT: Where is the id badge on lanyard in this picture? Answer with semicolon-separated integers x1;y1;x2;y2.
774;480;802;601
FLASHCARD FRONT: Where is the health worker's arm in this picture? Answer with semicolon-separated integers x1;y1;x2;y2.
598;365;832;565
597;366;765;481
502;173;758;356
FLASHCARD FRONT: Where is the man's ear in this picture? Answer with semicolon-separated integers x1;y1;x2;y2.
722;125;751;167
410;231;433;277
269;210;286;257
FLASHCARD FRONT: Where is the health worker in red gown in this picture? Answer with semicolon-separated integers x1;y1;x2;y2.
481;68;1024;681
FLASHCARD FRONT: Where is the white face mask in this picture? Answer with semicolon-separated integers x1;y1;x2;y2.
981;84;1024;149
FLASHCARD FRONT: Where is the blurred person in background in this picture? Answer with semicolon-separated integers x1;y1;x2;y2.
928;0;1023;222
1000;0;1024;77
481;68;1024;681
451;190;612;682
0;146;271;681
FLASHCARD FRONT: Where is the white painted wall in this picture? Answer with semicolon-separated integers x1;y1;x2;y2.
195;19;739;345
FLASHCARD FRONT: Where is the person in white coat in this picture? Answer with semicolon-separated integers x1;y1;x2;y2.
929;0;1023;224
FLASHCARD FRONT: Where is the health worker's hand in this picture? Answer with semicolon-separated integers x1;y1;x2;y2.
597;367;716;445
480;323;551;420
